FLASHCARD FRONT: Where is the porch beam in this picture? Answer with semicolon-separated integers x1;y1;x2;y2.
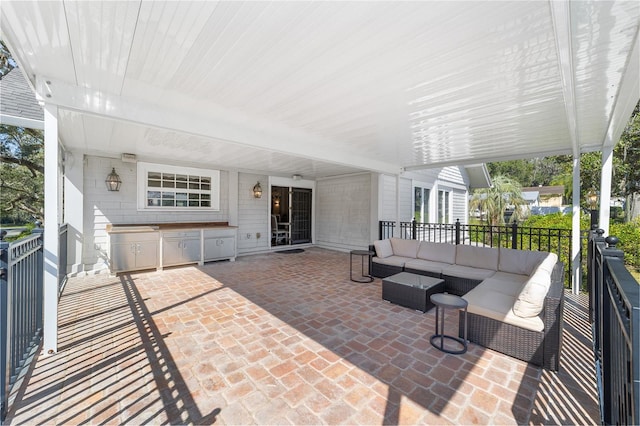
552;2;583;295
34;77;402;177
550;0;580;158
601;31;640;150
43;103;59;354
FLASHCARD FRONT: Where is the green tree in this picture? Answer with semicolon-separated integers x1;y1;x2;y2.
469;175;526;226
487;160;534;185
615;101;640;219
0;39;16;77
0;125;44;222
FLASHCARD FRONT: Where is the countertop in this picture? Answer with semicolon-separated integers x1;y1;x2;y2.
107;222;237;233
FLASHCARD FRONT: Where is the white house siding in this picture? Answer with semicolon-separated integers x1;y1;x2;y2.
81;155;229;272
453;189;468;223
237;172;270;254
437;166;465;183
380;174;413;221
315;173;372;251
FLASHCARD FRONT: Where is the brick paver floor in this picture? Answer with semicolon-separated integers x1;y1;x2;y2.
5;247;599;425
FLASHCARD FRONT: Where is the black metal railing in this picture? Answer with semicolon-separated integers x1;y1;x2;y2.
588;230;639;425
379;219;586;288
0;228;44;421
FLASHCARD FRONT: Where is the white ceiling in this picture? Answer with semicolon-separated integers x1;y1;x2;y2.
1;1;638;179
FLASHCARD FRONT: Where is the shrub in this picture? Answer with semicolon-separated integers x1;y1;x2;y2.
610;220;640;272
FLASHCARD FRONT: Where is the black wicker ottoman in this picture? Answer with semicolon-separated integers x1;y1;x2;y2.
382;272;445;312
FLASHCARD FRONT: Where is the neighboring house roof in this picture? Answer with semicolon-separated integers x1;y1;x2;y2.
521;186;564;196
0;67;44;129
522;191;540;203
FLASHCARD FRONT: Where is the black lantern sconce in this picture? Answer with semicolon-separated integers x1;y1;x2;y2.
253;181;262;198
586;188;599;229
105;168;122;192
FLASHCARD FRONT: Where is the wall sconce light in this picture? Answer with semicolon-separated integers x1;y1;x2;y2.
586;188;599;229
273;193;281;206
105;167;122;191
253;181;262;198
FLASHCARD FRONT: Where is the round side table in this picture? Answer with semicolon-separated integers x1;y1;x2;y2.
430;293;468;354
350;250;374;283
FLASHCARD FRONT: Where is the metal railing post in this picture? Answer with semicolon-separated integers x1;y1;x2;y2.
455;219;460;245
511;222;517;249
412;218;417;240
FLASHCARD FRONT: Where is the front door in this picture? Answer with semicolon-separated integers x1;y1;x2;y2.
291;188;312;244
271;186;312;246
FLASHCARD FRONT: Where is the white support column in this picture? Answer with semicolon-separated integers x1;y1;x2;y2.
394;175;400;237
43;103;59;354
599;146;614;236
228;171;239;227
370;173;380;242
571;156;581;295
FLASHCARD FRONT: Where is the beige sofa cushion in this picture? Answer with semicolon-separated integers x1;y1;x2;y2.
513;268;552;318
404;258;450;275
479;272;530;297
442;264;496;281
463;287;544;332
372;255;407;268
455;245;499;270
390;238;419;258
499;248;549;276
373;239;394;259
417;241;456;264
536;252;559;273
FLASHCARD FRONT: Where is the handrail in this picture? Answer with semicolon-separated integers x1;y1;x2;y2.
0;231;44;421
588;232;639;425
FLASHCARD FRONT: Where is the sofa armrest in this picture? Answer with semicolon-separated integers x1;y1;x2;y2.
542;261;564;370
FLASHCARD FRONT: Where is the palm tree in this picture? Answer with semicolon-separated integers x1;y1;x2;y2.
470;175;526;226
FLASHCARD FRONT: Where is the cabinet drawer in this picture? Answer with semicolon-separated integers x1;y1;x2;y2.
203;228;236;238
163;230;200;239
110;231;159;244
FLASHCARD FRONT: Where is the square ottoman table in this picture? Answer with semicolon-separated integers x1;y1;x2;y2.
382;272;445;312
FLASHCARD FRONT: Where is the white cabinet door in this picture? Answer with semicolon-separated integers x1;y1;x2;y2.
135;241;159;270
110;231;159;273
204;237;235;261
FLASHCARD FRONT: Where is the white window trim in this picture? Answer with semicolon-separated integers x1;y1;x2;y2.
412;181;433;223
437;187;452;224
137;162;220;211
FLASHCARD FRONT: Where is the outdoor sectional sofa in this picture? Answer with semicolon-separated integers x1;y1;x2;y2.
370;238;564;371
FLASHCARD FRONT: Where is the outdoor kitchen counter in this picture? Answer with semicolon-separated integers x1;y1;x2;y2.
107;223;238;273
106;222;237;232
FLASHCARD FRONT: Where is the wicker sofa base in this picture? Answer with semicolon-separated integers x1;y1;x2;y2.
457;263;564;371
461;312;545;366
441;275;482;297
371;262;403;278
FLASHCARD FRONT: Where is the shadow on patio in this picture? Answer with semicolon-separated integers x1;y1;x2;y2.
5;248;599;425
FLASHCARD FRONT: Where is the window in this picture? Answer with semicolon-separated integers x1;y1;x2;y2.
438;190;450;224
414;187;430;223
137;162;220;211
